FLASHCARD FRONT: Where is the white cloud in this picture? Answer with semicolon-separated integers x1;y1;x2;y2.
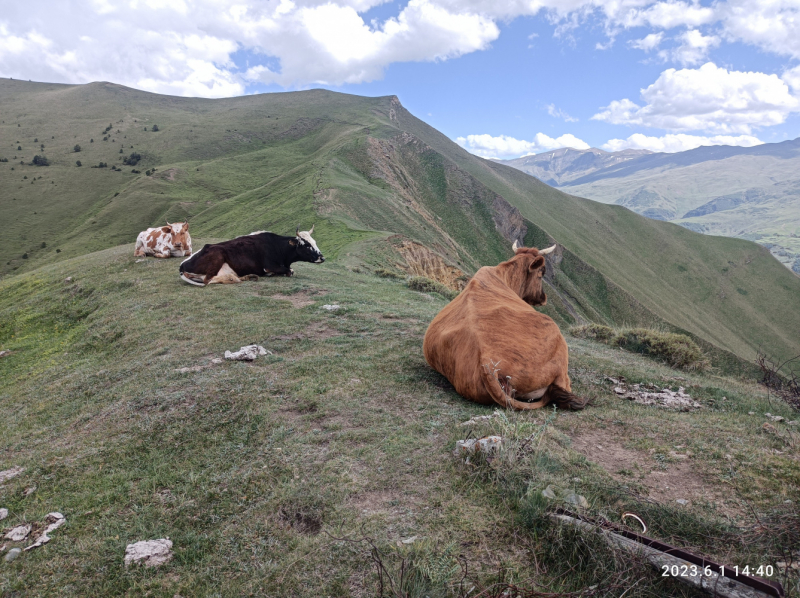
602;132;764;152
630;32;664;51
718;0;800;60
660;29;720;65
546;103;578;122
455;132;590;159
784;64;800;92
593;62;800;134
621;1;716;29
0;0;500;95
0;0;799;99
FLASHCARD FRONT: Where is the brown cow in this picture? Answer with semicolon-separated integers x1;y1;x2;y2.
423;242;586;411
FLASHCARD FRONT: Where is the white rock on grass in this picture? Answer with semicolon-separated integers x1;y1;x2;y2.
4;548;21;563
224;345;270;361
613;384;700;411
0;467;24;485
321;304;340;311
124;538;173;567
4;524;31;542
564;492;590;508
454;436;503;457
25;513;66;551
0;508;8;521
460;411;502;426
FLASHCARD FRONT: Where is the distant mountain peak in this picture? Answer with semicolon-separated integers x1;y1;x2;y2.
498;147;653;186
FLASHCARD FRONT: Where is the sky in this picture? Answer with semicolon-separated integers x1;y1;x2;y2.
2;0;800;159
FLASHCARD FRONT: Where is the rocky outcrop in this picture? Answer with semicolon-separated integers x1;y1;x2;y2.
490;195;527;246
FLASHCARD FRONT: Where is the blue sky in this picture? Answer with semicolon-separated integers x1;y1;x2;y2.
2;0;799;158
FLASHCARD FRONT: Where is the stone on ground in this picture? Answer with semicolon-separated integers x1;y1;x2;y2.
124;538;174;567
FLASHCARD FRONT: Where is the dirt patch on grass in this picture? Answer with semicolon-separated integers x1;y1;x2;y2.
278;507;322;535
157;168;180;181
272;322;340;341
269;291;319;308
569;429;733;512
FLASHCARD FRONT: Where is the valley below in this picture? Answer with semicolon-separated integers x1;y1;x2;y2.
501;143;800;273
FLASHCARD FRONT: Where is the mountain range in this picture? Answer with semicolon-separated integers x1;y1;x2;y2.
500;141;800;273
1;79;799;369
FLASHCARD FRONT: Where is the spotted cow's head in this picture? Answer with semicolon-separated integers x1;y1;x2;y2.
511;240;556;306
294;225;325;264
167;222;192;256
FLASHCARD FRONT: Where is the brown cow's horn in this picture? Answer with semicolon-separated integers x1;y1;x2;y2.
512;240;520;251
296;226;300;236
540;244;556;255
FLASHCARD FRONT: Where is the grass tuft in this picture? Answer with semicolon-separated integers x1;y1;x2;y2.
571;324;710;371
406;276;459;300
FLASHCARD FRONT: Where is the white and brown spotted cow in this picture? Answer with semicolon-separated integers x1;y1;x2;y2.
134;222;192;258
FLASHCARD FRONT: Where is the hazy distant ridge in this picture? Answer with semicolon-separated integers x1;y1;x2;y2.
499;140;800;272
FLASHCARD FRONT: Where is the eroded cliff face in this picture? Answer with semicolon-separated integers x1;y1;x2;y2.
490;195;527;246
396;241;467;290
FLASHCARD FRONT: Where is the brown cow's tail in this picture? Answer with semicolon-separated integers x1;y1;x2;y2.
542;384;588;410
479;362;587;411
480;362;548;410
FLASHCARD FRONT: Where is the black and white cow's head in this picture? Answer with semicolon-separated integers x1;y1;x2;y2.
294;225;325;263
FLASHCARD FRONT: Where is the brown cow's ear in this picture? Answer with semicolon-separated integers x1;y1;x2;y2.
161;226;172;233
289;239;297;246
529;256;545;272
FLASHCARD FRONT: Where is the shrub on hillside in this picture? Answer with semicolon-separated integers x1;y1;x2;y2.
571;324;709;371
30;155;49;166
76;160;82;167
569;323;617;342
151;124;159;132
375;268;403;279
406;276;459;300
122;152;141;166
74;144;81;152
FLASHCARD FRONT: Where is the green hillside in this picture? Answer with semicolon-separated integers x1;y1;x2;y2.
1;248;797;596
2;79;799;370
546;143;800;272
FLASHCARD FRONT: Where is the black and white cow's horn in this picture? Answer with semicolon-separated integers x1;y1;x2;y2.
296;226;300;236
309;224;314;235
540;244;557;255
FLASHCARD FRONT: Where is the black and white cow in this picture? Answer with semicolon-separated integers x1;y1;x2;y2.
179;226;324;286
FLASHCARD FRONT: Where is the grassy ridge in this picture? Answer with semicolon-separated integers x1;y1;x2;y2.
1;248;798;596
2;79;799;370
